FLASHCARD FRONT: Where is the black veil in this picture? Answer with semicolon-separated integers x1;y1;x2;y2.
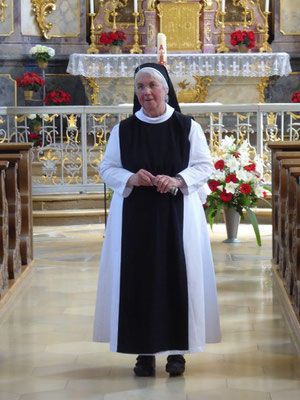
133;63;181;114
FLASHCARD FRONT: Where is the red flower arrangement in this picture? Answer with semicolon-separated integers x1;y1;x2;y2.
16;72;45;92
99;30;127;47
230;30;255;49
44;89;71;105
291;90;300;103
205;136;271;246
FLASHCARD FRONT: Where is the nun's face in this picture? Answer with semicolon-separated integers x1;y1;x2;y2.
135;73;168;118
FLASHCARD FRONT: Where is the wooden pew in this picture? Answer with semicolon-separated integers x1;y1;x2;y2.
290;168;300;316
0;154;22;279
0;144;33;266
278;159;300;280
267;142;300;264
0;161;9;296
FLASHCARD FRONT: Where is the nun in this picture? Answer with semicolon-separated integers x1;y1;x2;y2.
93;63;221;377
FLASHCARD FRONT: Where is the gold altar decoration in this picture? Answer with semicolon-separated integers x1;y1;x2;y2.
217;11;229;53
31;0;57;39
146;0;156;12
176;76;212;103
84;78;100;106
157;1;202;51
104;0;145;28
257;77;269;103
130;11;142;53
215;0;254;29
0;0;8;22
87;13;100;54
259;11;272;52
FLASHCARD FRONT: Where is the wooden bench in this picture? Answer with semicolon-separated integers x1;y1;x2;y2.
0;144;33;266
0;161;9;296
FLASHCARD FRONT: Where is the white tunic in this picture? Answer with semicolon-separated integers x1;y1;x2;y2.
93;104;221;354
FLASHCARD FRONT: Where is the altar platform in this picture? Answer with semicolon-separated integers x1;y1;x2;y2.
67;52;292;105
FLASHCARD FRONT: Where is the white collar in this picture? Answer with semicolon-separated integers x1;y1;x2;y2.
135;104;175;124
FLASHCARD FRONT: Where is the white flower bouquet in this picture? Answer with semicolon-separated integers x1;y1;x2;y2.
205;136;271;246
29;45;55;62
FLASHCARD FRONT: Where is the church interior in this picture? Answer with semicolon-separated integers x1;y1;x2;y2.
1;0;300;399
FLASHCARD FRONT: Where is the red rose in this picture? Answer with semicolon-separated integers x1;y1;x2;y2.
226;174;237;183
208;180;220;192
220;190;233;202
240;183;252;194
215;160;225;170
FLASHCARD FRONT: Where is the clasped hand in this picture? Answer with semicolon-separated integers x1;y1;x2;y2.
127;169;179;193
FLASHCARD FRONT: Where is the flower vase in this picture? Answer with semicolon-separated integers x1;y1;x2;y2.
24;90;34;100
223;208;241;243
37;59;48;69
109;45;122;54
238;43;250;53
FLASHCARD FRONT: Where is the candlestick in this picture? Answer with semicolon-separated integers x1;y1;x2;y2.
216;11;229;53
134;0;138;13
111;0;118;33
90;0;94;14
259;11;272;53
265;0;269;12
130;12;142;54
87;13;99;54
221;0;225;13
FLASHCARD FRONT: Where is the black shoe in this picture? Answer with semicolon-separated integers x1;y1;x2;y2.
134;355;155;377
165;355;186;376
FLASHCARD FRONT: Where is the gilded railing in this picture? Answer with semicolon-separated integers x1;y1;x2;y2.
0;104;300;194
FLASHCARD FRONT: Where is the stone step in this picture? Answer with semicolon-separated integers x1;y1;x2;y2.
33;193;109;211
33;208;108;226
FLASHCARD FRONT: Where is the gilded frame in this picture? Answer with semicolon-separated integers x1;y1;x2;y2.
104;0;145;29
280;0;300;36
214;0;255;29
0;0;13;37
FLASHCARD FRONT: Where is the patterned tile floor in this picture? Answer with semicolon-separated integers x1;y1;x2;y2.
0;223;299;399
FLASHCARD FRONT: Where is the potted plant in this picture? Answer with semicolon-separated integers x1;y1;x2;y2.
230;30;255;53
99;30;127;54
44;89;71;105
29;45;55;68
204;136;270;246
16;72;45;100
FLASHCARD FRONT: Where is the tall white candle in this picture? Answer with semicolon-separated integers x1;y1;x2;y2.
157;33;167;66
265;0;269;12
134;0;138;13
221;0;225;13
90;0;94;14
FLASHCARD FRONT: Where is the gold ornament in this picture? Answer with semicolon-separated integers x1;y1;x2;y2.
31;0;57;40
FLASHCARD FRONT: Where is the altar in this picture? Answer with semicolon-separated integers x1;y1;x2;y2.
67;52;291;105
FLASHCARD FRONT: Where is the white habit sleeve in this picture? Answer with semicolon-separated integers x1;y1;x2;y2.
100;124;134;197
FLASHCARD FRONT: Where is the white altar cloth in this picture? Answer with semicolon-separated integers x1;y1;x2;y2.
67;52;291;78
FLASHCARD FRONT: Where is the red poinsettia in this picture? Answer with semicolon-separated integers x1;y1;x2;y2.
100;30;127;46
16;72;45;92
292;91;300;103
230;30;255;49
44;89;71;105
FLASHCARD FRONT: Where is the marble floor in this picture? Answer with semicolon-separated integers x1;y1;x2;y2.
0;223;300;399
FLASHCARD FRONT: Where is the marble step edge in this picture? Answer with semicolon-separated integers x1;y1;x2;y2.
33;208;107;217
33;193;106;202
32;207;271;218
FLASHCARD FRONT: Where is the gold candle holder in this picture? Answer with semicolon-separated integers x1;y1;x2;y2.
87;13;99;54
217;11;229;53
259;11;272;53
111;0;118;33
130;12;142;54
